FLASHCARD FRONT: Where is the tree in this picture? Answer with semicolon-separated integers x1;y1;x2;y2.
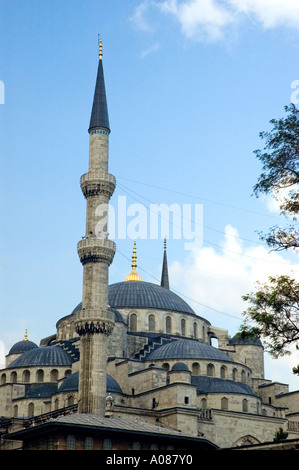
242;275;299;367
243;104;299;374
253;103;299;251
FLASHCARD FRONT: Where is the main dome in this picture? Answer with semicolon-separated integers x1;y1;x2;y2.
108;281;196;315
71;281;196;316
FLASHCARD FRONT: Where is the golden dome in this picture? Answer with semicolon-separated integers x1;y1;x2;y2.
125;242;143;282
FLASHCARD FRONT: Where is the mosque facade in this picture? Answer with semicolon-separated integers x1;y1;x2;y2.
0;43;299;451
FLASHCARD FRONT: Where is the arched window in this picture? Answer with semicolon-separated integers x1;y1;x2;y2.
193;322;198;339
166;316;172;334
103;439;112;450
36;369;44;383
242;399;248;412
28;402;34;417
13;405;18;417
10;371;17;383
241;370;246;383
50;369;58;381
162;363;170;371
149;314;155;332
85;437;94;450
220;366;227;379
181;318;186;336
23;370;30;382
130;313;137;332
207;363;215;377
54;398;59;410
233;368;238;381
1;373;6;385
192;362;200;375
66;434;76;450
201;398;207;409
221;397;228;410
68;395;75;406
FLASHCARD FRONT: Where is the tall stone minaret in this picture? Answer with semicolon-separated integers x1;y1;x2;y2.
74;39;116;415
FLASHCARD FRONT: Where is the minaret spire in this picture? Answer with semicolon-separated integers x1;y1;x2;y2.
75;41;116;416
161;239;169;290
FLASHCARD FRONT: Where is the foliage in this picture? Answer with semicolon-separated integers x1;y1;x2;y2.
242;275;299;373
253;103;299;252
273;427;288;442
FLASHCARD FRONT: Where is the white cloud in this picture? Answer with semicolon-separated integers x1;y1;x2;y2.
141;42;161;58
170;224;299;320
135;0;299;42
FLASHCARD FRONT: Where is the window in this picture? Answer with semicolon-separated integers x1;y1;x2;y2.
233;368;238;381
162;363;170;371
166;316;172;334
13;405;18;417
207;363;214;377
130;313;137;332
181;319;186;336
184;396;189;405
150;444;159;450
193;322;198;339
50;369;58;381
10;371;17;383
48;436;54;450
85;437;94;450
149;314;155;332
66;434;76;450
36;369;44;382
28;402;34;417
220;366;227;379
23;370;30;382
201;398;207;409
241;370;246;383
192;362;200;375
103;439;112;450
242;399;248;412
1;373;6;385
221;397;228;410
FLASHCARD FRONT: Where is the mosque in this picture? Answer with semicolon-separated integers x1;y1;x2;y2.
0;41;299;451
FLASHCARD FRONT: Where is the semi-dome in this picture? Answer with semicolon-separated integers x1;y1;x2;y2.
147;339;233;362
229;333;262;347
191;376;255;396
7;346;73;368
59;371;122;394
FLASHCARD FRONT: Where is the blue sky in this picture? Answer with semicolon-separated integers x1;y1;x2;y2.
0;0;298;390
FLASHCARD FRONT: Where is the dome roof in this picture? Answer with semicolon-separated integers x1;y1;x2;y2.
191;376;255;396
108;281;196;315
59;371;122;394
9;340;38;355
147;339;233;362
171;362;190;372
70;304;125;323
7;346;73;368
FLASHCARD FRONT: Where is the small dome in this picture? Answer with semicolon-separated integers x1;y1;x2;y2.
229;333;262;346
171;362;190;372
58;371;122;394
7;346;72;368
191;376;255;396
147;339;233;362
9;340;38;355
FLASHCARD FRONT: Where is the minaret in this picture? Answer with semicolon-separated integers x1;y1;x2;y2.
160;239;169;289
74;39;116;415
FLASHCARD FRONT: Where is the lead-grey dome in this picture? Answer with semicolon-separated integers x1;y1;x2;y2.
59;371;122;394
108;281;196;315
9;340;38;355
7;346;73;368
147;339;233;362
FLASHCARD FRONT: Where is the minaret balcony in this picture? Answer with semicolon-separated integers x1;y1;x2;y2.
74;308;115;336
77;237;116;266
80;171;116;198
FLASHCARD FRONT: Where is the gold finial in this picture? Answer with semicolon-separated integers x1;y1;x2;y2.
125;242;143;282
99;36;103;60
23;329;28;341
